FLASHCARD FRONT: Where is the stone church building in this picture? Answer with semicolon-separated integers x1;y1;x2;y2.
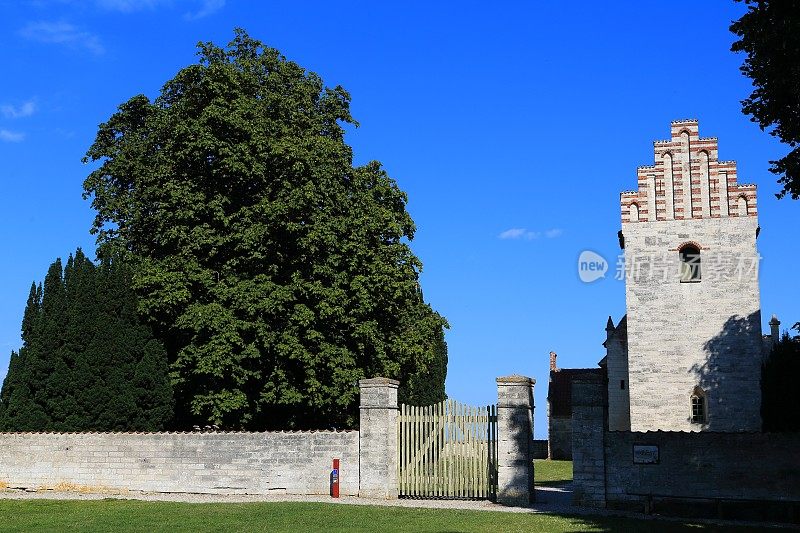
548;120;781;455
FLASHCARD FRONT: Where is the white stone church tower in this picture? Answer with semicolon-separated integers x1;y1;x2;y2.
606;119;764;432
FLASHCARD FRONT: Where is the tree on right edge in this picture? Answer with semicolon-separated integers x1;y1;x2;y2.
731;0;800;199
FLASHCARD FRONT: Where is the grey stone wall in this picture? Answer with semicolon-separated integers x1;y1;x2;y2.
605;431;800;503
496;375;535;506
358;377;399;499
573;374;800;509
623;216;763;432
605;319;630;431
548;417;571;460
571;375;606;507
0;431;359;495
531;439;548;460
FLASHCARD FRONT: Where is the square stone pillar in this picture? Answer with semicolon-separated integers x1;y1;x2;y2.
571;373;606;508
358;377;399;499
496;375;535;506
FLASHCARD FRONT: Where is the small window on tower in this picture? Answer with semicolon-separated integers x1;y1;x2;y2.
691;388;706;424
620;380;626;390
679;244;701;282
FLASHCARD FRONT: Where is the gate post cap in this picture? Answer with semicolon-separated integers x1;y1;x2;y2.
359;377;400;388
496;375;535;385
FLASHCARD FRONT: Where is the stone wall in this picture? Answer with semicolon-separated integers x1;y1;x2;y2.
548;417;571;460
0;376;539;505
573;376;800;514
605;317;630;431
623;216;763;432
604;431;800;503
0;431;359;495
531;439;548;460
571;375;606;507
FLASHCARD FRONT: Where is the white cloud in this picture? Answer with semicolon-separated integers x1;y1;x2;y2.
184;0;224;19
499;228;528;240
19;21;104;55
0;130;26;142
498;227;563;240
0;100;37;119
89;0;225;18
94;0;164;11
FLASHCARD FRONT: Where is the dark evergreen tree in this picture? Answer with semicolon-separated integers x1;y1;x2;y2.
403;320;448;406
0;250;174;431
761;329;800;432
0;282;49;430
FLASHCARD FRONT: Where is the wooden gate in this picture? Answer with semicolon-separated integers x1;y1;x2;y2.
397;399;498;499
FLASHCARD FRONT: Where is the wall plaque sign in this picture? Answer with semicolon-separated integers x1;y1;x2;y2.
633;444;659;464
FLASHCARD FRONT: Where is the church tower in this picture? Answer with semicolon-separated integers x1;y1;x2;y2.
613;119;763;432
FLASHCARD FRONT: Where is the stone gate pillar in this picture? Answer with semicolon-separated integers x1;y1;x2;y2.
571;373;606;507
358;377;399;499
496;375;535;506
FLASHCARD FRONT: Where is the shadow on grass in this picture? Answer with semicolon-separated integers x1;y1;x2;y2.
534;512;779;532
535;480;573;488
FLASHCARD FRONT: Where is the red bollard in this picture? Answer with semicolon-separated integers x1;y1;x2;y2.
331;458;340;498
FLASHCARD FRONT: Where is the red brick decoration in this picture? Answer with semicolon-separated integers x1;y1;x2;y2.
621;120;757;223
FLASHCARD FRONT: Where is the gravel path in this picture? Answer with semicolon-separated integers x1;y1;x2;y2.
0;485;575;514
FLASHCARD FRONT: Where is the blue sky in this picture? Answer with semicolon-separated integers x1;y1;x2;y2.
0;1;797;438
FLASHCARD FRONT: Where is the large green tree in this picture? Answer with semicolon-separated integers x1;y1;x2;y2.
731;0;800;199
82;30;448;430
0;250;174;431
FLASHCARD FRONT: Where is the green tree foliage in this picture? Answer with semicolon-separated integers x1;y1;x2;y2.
82;30;448;430
731;0;800;199
0;250;173;431
761;326;800;432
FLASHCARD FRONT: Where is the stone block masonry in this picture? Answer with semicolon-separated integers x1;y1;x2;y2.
358;377;399;499
0;430;359;495
496;375;535;506
573;376;800;520
571;375;606;508
603;431;800;504
0;376;538;505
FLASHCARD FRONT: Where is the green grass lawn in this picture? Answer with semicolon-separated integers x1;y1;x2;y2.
0;499;781;533
534;459;573;486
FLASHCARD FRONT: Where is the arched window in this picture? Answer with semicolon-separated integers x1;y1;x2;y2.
629;203;639;222
738;195;749;216
679;243;701;282
691;387;707;424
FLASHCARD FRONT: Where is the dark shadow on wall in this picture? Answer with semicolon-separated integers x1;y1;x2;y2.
692;311;762;431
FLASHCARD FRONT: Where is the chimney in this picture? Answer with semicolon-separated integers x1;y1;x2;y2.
769;314;781;345
549;351;558;372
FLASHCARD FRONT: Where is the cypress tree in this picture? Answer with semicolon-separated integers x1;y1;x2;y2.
0;250;173;431
0;282;48;430
403;325;448;406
